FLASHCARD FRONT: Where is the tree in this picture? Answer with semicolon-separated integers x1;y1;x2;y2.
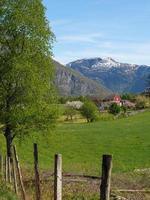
80;100;99;122
64;106;77;121
109;103;121;115
0;0;57;158
121;93;135;101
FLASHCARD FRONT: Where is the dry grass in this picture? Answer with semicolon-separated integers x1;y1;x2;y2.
19;171;150;200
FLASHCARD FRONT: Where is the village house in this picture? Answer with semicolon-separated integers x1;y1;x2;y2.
98;94;122;111
122;100;136;109
104;94;122;106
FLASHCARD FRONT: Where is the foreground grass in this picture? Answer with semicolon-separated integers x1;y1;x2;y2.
24;173;150;200
0;181;18;200
0;110;150;175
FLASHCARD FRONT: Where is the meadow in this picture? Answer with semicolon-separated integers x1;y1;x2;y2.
0;110;150;176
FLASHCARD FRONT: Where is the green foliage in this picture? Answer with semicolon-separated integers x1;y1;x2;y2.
109;103;121;115
59;97;68;104
121;93;135;101
122;105;127;113
135;95;150;109
80;100;99;122
0;182;18;200
0;0;57;145
64;106;77;121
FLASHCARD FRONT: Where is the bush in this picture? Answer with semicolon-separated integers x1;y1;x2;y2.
121;93;135;101
122;105;127;113
135;95;150;109
80;100;99;122
109;103;121;115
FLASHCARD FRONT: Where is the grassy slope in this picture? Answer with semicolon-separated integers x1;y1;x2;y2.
0;111;150;175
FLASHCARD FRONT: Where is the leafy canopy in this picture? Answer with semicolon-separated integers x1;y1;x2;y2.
80;100;99;122
109;103;121;115
0;0;57;137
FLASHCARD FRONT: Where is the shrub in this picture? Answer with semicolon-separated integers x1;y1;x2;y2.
121;93;135;101
80;100;99;122
135;95;150;109
109;103;121;115
122;105;127;113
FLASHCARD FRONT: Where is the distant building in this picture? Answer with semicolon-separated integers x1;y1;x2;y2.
98;94;122;111
66;101;83;109
122;100;136;109
104;94;122;106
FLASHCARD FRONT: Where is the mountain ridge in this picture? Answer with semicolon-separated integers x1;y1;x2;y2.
53;60;111;98
67;57;150;93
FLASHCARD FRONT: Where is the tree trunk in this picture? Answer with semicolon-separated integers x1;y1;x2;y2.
5;125;13;159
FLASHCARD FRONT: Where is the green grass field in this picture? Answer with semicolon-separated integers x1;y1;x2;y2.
0;110;150;175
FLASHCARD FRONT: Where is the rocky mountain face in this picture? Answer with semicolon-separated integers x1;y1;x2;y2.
53;60;110;98
67;57;150;93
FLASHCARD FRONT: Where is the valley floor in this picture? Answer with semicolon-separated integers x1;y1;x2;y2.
2;109;148;174
0;110;150;199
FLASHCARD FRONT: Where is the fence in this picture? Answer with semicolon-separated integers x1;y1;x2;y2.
0;144;127;200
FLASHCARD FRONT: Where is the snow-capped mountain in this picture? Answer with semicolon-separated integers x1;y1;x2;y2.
67;57;150;93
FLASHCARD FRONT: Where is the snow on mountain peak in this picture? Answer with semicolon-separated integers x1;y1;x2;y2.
67;57;145;71
103;57;119;67
105;57;117;63
66;57;150;93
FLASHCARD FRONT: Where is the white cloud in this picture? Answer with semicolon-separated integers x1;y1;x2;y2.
53;41;150;65
57;33;103;43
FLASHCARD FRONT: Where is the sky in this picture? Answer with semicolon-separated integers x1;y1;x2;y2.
43;0;150;65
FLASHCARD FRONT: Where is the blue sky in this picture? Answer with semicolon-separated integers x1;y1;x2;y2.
43;0;150;65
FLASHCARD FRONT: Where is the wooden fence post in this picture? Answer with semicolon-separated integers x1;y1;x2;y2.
34;143;41;200
12;155;18;195
5;156;8;182
13;145;26;200
100;155;112;200
54;154;62;200
0;154;4;180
